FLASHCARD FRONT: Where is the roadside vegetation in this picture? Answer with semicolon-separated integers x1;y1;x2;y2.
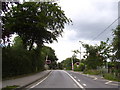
2;85;19;90
2;2;71;79
61;26;120;82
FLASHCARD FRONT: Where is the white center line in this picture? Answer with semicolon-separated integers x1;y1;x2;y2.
105;81;112;84
83;84;87;86
93;77;97;80
78;79;81;82
64;71;84;89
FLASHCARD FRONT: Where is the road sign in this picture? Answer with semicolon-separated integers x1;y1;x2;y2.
76;62;80;67
76;62;80;65
46;60;51;64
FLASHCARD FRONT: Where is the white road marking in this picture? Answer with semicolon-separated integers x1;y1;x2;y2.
30;71;52;88
93;77;97;80
105;81;112;84
105;81;119;86
109;83;119;86
78;79;81;82
74;76;76;78
83;84;87;86
64;71;84;89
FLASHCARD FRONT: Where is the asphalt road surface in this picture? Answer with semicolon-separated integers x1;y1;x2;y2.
29;70;119;89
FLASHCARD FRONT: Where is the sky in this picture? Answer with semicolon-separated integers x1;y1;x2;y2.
44;0;119;62
12;0;119;62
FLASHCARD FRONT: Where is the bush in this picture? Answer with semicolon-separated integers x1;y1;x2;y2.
74;64;78;71
103;73;120;82
2;47;44;79
78;63;85;71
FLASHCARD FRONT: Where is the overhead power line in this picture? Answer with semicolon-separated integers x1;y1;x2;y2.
92;17;120;41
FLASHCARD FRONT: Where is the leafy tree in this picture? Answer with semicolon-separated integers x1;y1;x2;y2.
112;26;120;77
3;2;71;50
41;46;58;69
80;40;112;69
57;62;63;69
61;57;79;70
112;26;120;61
12;36;23;49
1;2;19;44
2;2;71;72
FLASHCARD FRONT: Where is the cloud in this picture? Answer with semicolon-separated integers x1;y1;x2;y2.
46;0;119;61
60;0;118;41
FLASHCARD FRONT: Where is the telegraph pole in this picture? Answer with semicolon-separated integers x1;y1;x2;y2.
80;46;81;63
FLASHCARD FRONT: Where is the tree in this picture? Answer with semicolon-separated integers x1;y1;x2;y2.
80;40;112;69
112;26;120;77
3;2;71;50
112;26;120;61
57;62;63;69
2;2;71;72
1;2;19;44
41;46;58;69
61;57;79;70
12;36;23;49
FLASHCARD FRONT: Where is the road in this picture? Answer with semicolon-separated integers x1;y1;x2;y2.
29;70;119;89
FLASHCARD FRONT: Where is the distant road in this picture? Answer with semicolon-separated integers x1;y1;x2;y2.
29;70;119;89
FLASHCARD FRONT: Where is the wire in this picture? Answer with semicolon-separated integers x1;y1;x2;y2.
92;17;120;41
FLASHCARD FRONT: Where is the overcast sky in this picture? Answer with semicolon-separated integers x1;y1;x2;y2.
18;0;119;62
44;0;119;62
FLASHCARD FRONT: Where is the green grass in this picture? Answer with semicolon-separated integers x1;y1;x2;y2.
103;73;120;82
2;85;19;90
83;69;101;75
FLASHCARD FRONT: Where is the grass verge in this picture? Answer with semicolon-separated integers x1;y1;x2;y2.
103;73;120;82
2;85;19;90
83;69;101;75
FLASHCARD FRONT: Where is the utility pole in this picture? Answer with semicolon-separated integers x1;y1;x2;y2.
79;41;82;63
118;1;120;26
71;56;74;71
80;46;81;63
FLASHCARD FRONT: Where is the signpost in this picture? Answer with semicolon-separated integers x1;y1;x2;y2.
76;62;80;67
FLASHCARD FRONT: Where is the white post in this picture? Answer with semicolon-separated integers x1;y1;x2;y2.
80;47;81;62
72;57;74;71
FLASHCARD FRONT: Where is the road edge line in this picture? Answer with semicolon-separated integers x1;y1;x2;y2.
64;71;85;89
30;71;52;88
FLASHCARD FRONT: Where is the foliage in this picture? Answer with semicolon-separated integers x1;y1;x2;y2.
41;46;58;69
112;26;120;60
78;63;85;71
61;57;79;70
2;2;71;50
57;62;63;69
2;36;57;78
2;1;70;77
2;85;19;90
61;58;72;70
2;45;38;78
1;2;19;44
73;64;78;71
103;73;120;82
111;26;120;77
83;69;101;75
80;39;112;69
74;63;85;71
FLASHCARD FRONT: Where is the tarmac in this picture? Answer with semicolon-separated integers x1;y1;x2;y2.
2;70;51;89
